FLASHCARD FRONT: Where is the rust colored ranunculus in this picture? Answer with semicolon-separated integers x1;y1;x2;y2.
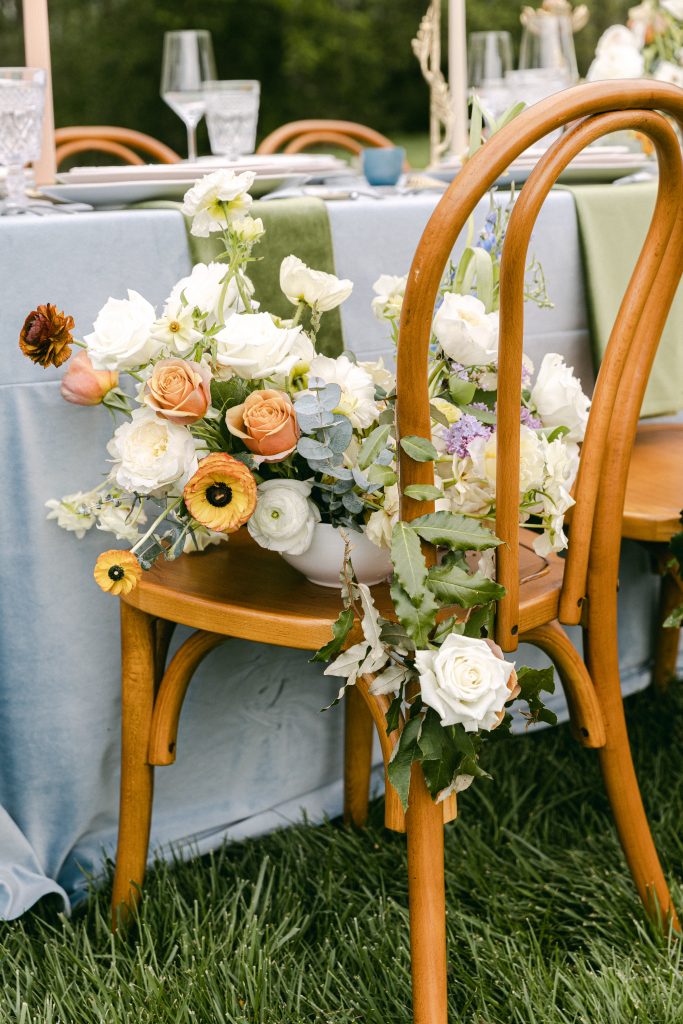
19;304;75;368
60;350;119;405
225;389;300;462
143;358;211;425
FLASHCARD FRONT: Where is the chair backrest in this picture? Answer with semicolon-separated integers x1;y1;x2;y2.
395;81;683;652
55;127;180;168
257;119;397;156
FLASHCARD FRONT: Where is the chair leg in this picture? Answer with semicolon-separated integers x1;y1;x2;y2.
652;571;682;693
583;622;679;930
111;601;156;930
344;683;374;827
406;763;449;1024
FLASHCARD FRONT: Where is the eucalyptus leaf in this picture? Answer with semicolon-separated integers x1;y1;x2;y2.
400;435;438;463
327;416;354;454
342;491;365;514
297;437;334;460
296;410;335;433
318;383;342;410
358;424;391;470
391;522;427;601
367;463;397;487
411;511;501;551
427;564;505;608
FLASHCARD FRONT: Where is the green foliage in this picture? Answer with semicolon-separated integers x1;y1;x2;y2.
410;510;500;550
427;563;506;608
310;607;355;663
390;521;427;601
399;435;438;462
389;578;438;648
516;665;557;727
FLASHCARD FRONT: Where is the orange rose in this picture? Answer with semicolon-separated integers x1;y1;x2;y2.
225;389;300;462
61;350;118;405
143;358;211;425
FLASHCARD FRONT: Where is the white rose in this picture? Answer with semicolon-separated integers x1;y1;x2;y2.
433;293;499;366
365;483;399;550
247;479;321;555
167;262;253;330
415;634;515;732
45;492;96;539
107;407;198;496
151;301;203;355
280;255;353;312
84;290;161;371
530;353;590;442
661;0;683;19
371;274;407;321
309;354;380;429
653;60;683;87
214;312;314;381
587;26;645;80
468;424;545;496
181;169;255;238
96;503;147;543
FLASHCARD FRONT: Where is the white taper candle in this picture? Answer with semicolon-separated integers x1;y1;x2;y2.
448;0;469;157
23;0;56;184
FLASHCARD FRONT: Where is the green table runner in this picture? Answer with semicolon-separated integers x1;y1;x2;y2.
565;182;683;418
153;197;344;359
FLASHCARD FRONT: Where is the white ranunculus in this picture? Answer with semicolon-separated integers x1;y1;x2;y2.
181;169;255;237
661;0;683;19
247;479;320;554
433;293;499;366
309;354;380;429
280;255;353;312
231;215;265;244
365;483;399;550
653;59;683;87
96;504;147;543
371;273;407;321
469;424;546;496
45;492;96;539
358;356;395;394
107;408;198;496
151;300;203;355
214;312;314;381
586;26;645;80
530;353;590;442
167;262;253;329
415;634;515;732
85;290;161;371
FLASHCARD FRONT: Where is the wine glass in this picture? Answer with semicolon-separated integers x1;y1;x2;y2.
161;30;216;162
0;68;46;215
468;32;513;121
518;13;578;91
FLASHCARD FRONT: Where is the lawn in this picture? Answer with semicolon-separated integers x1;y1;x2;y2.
3;685;683;1023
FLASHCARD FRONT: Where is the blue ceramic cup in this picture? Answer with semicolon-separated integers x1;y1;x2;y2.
361;146;406;186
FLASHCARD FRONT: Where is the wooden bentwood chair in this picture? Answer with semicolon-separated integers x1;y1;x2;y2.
257;118;399;157
112;83;683;1024
55;127;180;168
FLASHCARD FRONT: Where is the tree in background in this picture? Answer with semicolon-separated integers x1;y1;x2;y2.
0;0;631;153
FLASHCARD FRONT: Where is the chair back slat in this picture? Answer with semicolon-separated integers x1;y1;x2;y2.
396;81;683;649
257;119;397;155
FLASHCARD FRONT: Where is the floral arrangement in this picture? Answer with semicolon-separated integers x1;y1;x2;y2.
23;173;591;808
587;1;683;87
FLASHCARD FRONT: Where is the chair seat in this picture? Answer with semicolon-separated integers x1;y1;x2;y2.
622;424;683;543
122;527;563;649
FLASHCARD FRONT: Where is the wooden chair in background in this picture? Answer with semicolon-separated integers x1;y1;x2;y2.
55;126;180;168
111;83;683;1023
257;118;399;157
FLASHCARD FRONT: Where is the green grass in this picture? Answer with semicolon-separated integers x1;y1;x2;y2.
3;685;683;1023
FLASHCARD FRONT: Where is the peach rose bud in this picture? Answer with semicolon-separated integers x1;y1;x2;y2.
60;350;118;405
225;389;300;462
143;358;211;425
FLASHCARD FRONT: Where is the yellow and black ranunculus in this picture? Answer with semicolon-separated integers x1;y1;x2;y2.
183;453;257;533
93;549;142;596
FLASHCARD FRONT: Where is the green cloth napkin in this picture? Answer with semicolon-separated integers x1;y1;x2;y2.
151;197;344;358
564;181;683;418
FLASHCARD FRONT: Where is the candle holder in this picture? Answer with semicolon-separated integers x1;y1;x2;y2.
411;0;455;168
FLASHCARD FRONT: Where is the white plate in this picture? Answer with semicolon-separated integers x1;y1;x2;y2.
40;173;310;209
57;154;348;185
430;155;654;187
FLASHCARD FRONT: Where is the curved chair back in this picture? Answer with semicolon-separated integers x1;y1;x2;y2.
55;127;180;168
257;119;398;156
395;81;683;651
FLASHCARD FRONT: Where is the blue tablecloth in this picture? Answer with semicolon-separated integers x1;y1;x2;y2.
0;192;672;918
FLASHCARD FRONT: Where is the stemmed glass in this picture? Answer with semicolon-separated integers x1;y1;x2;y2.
161;30;216;162
468;32;513;121
0;68;46;215
518;13;578;91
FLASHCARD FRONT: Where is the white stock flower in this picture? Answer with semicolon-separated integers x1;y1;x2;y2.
365;483;399;550
107;408;198;496
309;354;380;429
167;262;253;329
85;290;160;371
215;312;314;380
469;424;545;496
96;503;146;543
661;0;683;19
653;60;683;87
247;479;320;555
415;634;515;732
279;255;353;311
433;293;499;366
586;26;645;80
371;273;408;321
181;169;255;237
530;353;590;442
45;492;96;539
151;301;203;355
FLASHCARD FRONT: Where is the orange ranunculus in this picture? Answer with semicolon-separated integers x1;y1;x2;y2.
183;452;257;533
60;350;119;405
19;304;75;368
93;549;142;596
225;389;300;461
143;358;211;425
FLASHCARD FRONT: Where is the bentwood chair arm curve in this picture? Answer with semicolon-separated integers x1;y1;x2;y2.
257;119;398;155
55;126;181;167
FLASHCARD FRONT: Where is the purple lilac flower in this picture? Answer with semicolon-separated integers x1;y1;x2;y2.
449;361;471;381
520;405;542;429
445;414;494;458
521;362;532;388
